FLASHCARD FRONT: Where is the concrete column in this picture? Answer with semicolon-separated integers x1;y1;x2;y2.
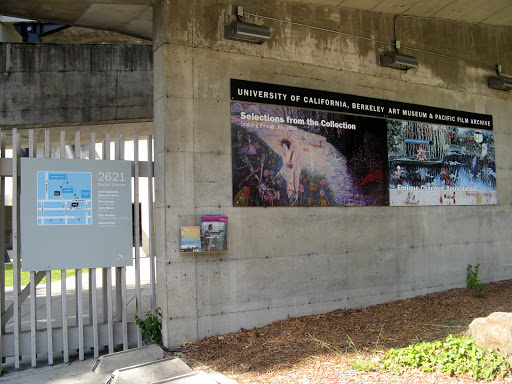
149;0;512;349
153;0;198;347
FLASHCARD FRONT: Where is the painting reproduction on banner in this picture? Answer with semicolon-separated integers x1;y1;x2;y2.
387;121;497;206
231;102;389;207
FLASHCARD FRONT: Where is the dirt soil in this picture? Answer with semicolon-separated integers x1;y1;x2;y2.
180;280;512;384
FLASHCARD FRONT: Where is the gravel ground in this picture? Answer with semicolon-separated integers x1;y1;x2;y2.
181;279;512;384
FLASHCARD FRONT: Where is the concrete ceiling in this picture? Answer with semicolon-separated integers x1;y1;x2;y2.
0;0;512;41
0;0;153;40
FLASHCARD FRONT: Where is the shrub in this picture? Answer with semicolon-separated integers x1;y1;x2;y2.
381;335;509;380
135;307;163;345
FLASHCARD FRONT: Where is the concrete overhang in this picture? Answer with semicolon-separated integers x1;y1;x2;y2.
0;1;153;40
1;1;512;41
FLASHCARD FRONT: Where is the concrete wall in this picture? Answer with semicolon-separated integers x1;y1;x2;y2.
0;43;153;127
153;0;512;347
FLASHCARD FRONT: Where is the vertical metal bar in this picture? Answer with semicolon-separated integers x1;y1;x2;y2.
107;267;113;353
88;132;95;322
117;135;128;350
44;130;54;365
74;132;84;361
16;133;21;308
59;131;69;363
133;135;142;347
74;131;80;322
102;134;110;325
89;132;99;358
121;266;127;350
12;129;20;368
117;134;124;160
147;136;156;313
46;272;53;365
44;130;50;158
101;134;114;353
89;135;95;324
0;130;6;373
115;140;122;321
29;130;37;367
77;271;84;360
29;130;37;156
30;273;36;366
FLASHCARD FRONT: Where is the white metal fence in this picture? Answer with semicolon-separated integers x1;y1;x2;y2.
0;128;156;372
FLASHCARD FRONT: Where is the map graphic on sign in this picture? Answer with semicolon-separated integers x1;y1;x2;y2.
37;171;93;226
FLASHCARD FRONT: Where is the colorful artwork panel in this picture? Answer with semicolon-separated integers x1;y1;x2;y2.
387;121;496;206
231;103;389;207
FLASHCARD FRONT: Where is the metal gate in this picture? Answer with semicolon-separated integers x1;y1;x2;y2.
0;128;156;372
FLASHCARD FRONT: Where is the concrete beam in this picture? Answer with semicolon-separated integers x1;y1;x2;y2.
0;43;153;127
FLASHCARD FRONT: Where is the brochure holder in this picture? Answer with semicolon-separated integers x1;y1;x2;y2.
180;215;228;253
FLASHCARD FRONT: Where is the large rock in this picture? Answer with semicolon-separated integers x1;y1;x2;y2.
468;312;512;358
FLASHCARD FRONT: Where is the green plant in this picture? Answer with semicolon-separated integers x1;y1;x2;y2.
135;307;163;345
312;327;383;373
349;358;377;372
467;264;487;297
381;335;510;381
312;337;343;356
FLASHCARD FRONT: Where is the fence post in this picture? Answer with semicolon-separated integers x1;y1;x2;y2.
12;129;20;369
0;129;5;373
60;130;70;363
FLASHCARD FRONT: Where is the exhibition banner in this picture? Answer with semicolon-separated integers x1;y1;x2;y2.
231;80;496;207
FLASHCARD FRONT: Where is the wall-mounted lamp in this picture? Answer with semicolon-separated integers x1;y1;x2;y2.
224;6;270;44
488;76;512;91
380;51;418;71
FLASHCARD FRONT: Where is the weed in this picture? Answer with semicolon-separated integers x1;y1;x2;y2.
253;327;260;337
467;264;487;297
345;335;377;371
349;358;377;372
381;334;510;380
312;337;343;356
135;307;163;345
312;326;383;373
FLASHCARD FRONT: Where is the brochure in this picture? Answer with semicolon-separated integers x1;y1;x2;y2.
179;226;202;252
201;215;228;251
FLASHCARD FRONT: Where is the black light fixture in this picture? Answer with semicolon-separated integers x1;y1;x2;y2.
380;51;418;71
380;41;418;70
224;6;270;44
488;76;512;91
488;66;512;91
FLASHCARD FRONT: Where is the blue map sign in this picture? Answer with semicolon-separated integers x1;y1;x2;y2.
21;158;133;271
37;171;93;225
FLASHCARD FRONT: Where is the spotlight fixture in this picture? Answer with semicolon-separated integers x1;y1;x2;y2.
380;51;418;70
488;76;512;91
224;6;270;44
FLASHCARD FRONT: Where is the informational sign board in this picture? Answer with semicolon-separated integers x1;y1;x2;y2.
231;79;496;207
21;158;133;271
